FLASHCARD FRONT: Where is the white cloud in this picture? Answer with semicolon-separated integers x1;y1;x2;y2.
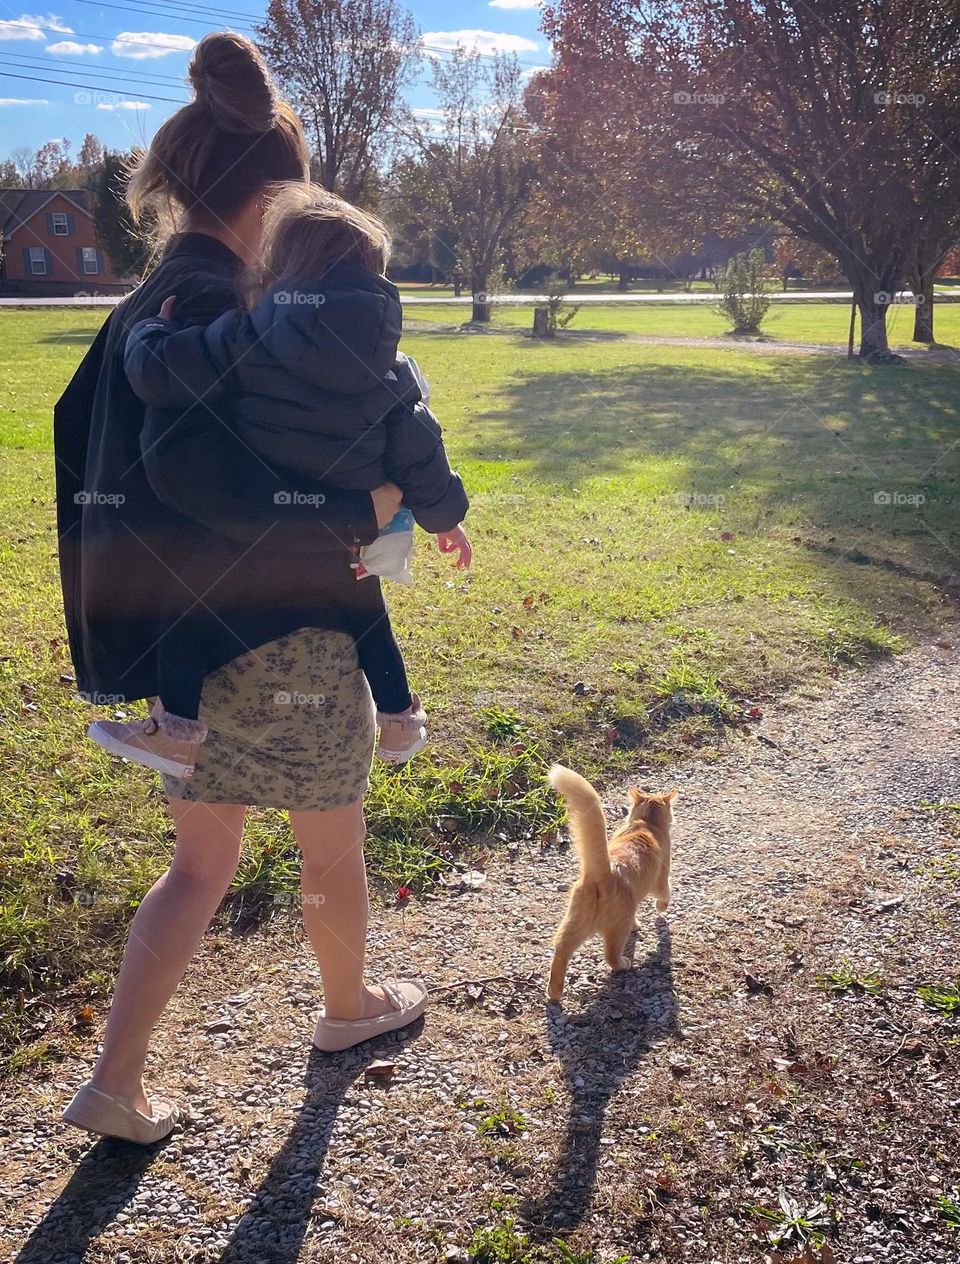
46;40;100;55
0;13;72;41
0;96;49;104
422;28;539;56
96;99;151;111
111;31;196;60
490;0;541;8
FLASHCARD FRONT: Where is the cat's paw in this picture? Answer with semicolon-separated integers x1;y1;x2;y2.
612;956;631;972
655;897;670;912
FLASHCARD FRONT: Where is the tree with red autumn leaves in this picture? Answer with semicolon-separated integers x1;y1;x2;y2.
540;0;960;360
526;13;743;291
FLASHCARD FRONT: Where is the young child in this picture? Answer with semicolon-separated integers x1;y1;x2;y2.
88;182;470;779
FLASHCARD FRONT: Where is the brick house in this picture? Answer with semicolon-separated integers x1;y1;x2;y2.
0;189;130;296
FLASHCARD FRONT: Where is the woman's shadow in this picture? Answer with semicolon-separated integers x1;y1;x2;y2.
521;917;678;1232
216;1031;421;1263
14;1134;161;1263
15;1024;421;1264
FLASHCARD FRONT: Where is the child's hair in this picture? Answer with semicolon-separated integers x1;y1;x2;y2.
126;32;308;235
256;182;392;293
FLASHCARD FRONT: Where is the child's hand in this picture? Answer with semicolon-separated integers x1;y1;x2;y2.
436;525;472;569
159;295;177;320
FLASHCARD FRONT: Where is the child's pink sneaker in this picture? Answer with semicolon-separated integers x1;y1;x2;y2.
377;694;427;765
88;701;205;779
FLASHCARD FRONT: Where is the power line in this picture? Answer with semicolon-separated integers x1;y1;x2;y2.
0;51;191;89
0;69;186;104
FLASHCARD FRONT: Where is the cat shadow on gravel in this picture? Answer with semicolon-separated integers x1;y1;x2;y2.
217;1024;423;1264
522;917;678;1233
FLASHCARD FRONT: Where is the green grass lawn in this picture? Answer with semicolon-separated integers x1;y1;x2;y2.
1;305;957;1067
405;295;960;348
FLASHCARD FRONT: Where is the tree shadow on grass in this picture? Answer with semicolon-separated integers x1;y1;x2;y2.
465;356;960;604
466;356;960;486
521;917;677;1233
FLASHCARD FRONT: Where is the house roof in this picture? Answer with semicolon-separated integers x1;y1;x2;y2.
0;189;95;238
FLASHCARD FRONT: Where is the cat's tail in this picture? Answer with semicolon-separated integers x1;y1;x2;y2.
548;764;610;879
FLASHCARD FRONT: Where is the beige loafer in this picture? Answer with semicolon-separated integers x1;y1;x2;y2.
62;1081;180;1145
313;979;428;1052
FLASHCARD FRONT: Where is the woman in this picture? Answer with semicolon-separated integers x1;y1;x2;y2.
55;32;427;1146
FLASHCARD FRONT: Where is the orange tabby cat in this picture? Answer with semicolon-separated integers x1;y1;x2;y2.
547;764;676;1002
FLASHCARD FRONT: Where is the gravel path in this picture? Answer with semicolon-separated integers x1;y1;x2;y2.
404;317;960;360
2;639;958;1264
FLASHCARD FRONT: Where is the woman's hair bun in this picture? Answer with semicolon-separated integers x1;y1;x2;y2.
188;31;279;134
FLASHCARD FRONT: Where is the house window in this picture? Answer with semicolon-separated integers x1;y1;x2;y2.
52;212;69;235
29;247;47;276
81;247;100;275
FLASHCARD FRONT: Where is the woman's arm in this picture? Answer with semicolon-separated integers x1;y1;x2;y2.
139;398;385;551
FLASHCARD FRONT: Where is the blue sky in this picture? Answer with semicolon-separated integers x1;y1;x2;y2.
0;1;548;162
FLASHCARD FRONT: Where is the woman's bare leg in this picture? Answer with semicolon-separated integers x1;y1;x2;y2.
289;800;395;1021
89;799;246;1112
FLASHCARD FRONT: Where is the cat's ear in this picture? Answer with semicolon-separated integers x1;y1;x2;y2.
628;786;643;804
664;789;679;802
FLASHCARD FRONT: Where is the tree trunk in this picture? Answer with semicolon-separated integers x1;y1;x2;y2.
471;268;491;322
910;266;935;342
857;297;892;359
617;264;630;292
850;272;894;360
453;278;463;297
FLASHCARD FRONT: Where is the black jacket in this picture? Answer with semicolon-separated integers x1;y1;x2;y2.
122;266;468;533
54;233;410;717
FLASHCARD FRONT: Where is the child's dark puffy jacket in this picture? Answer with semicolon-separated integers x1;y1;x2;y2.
124;262;467;534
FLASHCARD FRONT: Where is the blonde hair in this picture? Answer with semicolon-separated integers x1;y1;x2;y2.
256;182;392;294
126;32;308;236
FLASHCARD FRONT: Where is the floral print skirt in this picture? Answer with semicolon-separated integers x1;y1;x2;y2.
162;627;376;810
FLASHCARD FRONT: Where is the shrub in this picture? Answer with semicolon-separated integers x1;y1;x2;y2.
715;248;772;333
